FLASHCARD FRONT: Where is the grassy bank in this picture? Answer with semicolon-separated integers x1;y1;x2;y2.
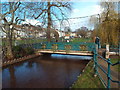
71;38;92;42
2;38;47;46
72;60;105;88
110;56;120;72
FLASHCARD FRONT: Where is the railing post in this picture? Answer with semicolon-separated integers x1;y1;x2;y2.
94;44;98;77
107;58;111;88
106;44;109;59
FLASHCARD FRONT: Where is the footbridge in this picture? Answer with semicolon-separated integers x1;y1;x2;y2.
20;42;96;56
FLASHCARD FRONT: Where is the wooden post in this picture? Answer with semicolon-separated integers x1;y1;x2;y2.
106;44;109;59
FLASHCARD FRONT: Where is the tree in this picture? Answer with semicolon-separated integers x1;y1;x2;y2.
0;1;72;59
76;28;87;38
0;2;26;59
64;26;71;34
89;2;119;45
50;29;59;42
25;2;72;42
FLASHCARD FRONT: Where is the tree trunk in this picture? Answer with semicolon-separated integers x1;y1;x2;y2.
47;2;52;42
5;24;14;60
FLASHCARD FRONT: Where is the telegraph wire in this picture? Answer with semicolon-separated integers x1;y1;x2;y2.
52;14;100;21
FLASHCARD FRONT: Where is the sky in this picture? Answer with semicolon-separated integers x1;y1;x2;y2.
71;1;101;17
55;1;103;31
68;1;102;31
22;1;103;31
1;0;103;31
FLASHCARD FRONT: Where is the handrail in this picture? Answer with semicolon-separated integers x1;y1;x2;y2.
97;54;112;64
97;72;107;87
93;47;120;88
97;63;108;75
110;78;120;84
111;61;120;66
97;54;120;66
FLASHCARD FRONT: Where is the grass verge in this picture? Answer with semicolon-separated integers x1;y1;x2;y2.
72;60;105;88
110;56;120;72
71;38;91;42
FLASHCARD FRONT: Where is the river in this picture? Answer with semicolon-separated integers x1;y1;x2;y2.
2;54;92;88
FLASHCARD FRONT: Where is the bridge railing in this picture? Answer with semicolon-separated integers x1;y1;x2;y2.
93;47;120;88
20;42;96;52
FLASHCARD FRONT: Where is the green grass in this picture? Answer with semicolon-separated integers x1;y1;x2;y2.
2;38;47;46
2;38;91;46
71;38;92;42
110;57;120;72
17;38;47;44
72;60;105;88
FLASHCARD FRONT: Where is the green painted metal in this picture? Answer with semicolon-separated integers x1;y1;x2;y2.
23;42;96;52
93;46;98;76
94;49;120;88
107;58;111;88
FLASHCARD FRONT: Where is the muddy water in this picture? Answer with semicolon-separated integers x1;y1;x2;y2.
2;54;92;88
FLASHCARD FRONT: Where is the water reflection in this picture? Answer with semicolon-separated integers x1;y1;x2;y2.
51;54;93;60
2;54;91;88
9;66;16;88
26;61;35;68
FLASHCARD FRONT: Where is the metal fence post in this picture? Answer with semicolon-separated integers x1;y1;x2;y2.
107;58;111;88
94;45;98;77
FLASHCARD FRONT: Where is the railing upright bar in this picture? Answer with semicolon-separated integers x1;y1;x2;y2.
97;71;107;87
93;44;98;76
107;58;111;88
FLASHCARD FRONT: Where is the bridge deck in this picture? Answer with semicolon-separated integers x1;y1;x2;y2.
38;50;93;56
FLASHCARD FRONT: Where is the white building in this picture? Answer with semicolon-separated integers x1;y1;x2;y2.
56;30;65;37
70;32;77;37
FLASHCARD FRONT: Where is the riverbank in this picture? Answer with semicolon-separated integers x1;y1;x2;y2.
2;53;41;67
71;60;105;88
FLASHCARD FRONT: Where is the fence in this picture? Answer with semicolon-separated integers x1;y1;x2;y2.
101;45;119;53
93;45;120;88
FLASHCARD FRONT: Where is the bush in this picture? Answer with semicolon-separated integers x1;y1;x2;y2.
24;47;35;55
12;45;26;58
12;46;35;58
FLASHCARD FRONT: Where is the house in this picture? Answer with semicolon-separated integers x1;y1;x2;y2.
13;24;47;39
86;30;93;38
55;29;65;37
70;32;77;37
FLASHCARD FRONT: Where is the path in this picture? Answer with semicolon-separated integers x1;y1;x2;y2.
98;49;120;88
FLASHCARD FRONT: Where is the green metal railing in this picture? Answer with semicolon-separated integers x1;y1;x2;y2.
20;42;95;52
93;46;120;88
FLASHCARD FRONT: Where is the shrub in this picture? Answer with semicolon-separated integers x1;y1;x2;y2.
12;45;26;58
12;46;35;59
24;47;35;55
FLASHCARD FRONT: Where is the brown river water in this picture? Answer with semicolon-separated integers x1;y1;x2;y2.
2;54;92;88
